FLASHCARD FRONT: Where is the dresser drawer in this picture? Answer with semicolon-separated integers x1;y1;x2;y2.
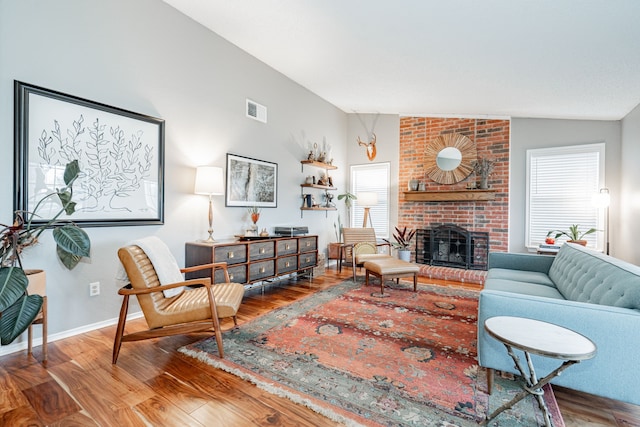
214;264;247;284
249;260;275;281
299;237;317;252
214;244;247;265
298;252;317;269
276;255;298;274
249;241;275;260
277;238;298;256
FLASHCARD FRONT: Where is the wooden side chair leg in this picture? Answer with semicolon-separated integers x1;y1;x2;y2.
28;324;33;355
232;315;238;326
413;273;417;292
112;295;130;364
211;316;224;358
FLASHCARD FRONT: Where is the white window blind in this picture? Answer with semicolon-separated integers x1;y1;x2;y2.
350;163;390;239
526;143;605;250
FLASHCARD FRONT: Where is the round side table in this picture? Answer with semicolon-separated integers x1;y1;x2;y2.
483;316;597;427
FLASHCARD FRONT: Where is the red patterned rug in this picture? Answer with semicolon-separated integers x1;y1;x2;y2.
180;280;564;426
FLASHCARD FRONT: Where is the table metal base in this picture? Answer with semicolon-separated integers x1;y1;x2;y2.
483;344;580;427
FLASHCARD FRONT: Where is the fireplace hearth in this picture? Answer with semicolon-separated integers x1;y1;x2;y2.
416;224;489;270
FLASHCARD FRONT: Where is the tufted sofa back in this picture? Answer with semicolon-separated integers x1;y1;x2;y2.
549;243;640;310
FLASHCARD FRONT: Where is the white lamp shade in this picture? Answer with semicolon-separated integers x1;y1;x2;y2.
357;192;378;207
194;166;224;195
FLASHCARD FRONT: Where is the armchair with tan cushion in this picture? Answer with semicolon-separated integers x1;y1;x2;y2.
113;239;245;364
339;228;392;281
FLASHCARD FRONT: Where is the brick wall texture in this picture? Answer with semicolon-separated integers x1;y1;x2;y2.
399;117;510;253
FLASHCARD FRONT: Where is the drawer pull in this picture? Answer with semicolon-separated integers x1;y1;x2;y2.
259;267;266;274
285;244;290;250
227;251;235;259
305;257;310;263
305;241;311;247
285;261;291;268
229;274;234;280
259;247;266;254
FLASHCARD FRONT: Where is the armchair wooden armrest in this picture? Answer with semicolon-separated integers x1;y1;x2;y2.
180;262;232;283
117;278;210;296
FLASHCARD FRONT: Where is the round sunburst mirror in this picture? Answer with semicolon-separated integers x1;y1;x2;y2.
424;133;477;185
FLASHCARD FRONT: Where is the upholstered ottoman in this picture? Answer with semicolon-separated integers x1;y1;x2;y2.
363;258;420;295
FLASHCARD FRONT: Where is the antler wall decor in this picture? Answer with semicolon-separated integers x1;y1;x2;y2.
357;133;377;161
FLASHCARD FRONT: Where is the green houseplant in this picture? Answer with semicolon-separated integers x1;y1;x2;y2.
546;224;596;246
0;160;91;345
384;226;416;261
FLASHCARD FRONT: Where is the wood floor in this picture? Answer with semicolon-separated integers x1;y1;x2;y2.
1;268;639;426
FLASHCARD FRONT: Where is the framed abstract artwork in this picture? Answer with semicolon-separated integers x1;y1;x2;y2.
226;153;277;208
14;81;165;226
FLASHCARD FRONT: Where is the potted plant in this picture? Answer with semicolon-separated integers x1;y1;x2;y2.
546;224;597;246
337;191;357;225
0;160;91;345
384;226;416;262
473;157;495;189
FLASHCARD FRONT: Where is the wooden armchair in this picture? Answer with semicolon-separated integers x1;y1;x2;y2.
339;228;392;281
113;244;245;364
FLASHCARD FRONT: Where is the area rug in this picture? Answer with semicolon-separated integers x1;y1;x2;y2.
180;280;564;426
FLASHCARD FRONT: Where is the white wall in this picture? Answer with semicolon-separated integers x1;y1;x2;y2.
509;118;621;255
619;104;640;265
0;0;347;352
345;113;400;237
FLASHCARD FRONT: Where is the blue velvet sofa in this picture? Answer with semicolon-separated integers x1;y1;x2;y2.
477;243;640;406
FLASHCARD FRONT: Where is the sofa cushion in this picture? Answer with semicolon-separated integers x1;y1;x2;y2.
549;244;640;310
483;278;566;300
487;268;556;288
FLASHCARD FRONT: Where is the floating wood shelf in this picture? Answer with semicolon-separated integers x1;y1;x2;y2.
300;160;337;170
300;184;336;190
403;190;496;202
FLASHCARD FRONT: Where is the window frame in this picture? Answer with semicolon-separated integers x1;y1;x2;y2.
349;162;390;239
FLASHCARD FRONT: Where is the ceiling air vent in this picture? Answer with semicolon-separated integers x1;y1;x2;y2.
246;98;267;123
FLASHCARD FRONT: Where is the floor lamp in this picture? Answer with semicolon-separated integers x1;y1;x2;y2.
357;192;378;228
194;166;224;243
592;188;610;255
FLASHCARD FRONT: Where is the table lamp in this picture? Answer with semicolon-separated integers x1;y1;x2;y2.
357;192;378;228
194;166;224;242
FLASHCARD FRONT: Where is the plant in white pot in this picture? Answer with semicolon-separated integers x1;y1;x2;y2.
0;160;91;345
546;224;597;246
384;226;416;262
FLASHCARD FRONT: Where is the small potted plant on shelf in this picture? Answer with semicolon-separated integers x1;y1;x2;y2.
0;160;91;346
546;224;597;246
384;226;416;262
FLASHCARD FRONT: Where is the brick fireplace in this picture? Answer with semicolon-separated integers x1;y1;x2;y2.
398;117;510;283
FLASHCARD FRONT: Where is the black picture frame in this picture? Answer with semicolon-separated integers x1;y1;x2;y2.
226;153;278;208
14;81;165;227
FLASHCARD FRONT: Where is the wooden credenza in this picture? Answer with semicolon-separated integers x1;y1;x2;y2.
185;235;318;284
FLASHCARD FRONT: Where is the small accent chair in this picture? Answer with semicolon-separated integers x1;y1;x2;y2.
113;243;245;364
339;227;392;281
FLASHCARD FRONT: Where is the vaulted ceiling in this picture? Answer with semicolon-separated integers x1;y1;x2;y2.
163;0;640;120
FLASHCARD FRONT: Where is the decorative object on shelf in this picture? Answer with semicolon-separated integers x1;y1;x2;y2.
305;176;313;185
247;205;261;236
0;160;91;348
408;178;420;191
226;153;277;208
303;194;313;208
356;192;378;228
259;228;269;237
14;81;165;227
357;133;377;161
194;166;224;243
473;157;495;189
383;226;416;262
547;224;597;246
425;132;477;185
323;191;335;208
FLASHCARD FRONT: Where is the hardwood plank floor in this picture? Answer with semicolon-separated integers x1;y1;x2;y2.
1;268;638;426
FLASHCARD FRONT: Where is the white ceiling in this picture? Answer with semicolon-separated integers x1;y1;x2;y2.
163;0;640;120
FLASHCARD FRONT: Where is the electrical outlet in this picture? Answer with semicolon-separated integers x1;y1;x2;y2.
89;281;100;297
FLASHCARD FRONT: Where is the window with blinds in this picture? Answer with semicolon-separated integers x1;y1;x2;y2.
526;143;605;250
350;163;390;239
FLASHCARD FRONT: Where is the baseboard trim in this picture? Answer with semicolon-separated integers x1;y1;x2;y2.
0;311;144;357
